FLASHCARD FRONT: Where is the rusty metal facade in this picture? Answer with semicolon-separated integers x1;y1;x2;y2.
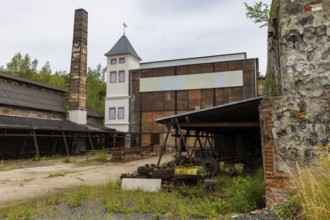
130;59;259;146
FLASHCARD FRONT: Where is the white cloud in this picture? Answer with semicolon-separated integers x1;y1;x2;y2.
0;0;271;74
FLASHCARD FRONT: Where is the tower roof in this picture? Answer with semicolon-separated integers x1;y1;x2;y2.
105;35;141;61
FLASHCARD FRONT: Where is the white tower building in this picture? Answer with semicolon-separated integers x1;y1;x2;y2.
104;35;141;132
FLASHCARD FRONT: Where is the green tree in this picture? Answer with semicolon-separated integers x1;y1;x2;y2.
6;53;38;79
244;1;278;28
87;64;106;116
2;53;105;116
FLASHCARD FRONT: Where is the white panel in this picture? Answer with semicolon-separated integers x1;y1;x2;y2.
212;72;228;87
139;70;243;92
121;178;162;192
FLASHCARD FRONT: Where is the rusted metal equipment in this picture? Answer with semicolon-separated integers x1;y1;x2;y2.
111;145;155;161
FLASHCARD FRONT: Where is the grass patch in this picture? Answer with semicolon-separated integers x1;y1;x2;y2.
294;155;330;219
0;168;265;218
275;153;330;219
97;152;107;163
0;160;23;172
62;157;75;163
48;172;65;178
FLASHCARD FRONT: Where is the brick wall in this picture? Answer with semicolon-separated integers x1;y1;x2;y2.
259;98;291;206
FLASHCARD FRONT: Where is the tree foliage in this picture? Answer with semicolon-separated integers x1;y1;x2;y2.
1;53;106;116
244;1;270;28
87;64;106;116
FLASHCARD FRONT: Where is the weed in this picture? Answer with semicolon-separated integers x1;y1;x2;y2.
22;206;32;220
32;155;39;161
62;157;75;163
48;172;65;178
227;168;265;212
67;188;87;208
98;152;107;163
294;155;330;219
274;196;300;219
0;161;22;172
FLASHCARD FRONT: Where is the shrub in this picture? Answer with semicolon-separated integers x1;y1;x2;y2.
98;152;107;163
227;168;265;213
294;155;330;219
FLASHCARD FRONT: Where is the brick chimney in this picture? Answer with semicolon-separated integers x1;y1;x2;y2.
68;9;88;124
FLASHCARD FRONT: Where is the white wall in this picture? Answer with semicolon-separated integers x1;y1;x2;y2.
105;54;140;132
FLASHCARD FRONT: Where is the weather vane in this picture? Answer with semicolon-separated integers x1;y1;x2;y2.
123;22;127;35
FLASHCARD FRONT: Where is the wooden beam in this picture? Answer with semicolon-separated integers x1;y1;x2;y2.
157;123;173;166
32;130;40;161
88;133;95;150
62;131;70;156
19;133;30;159
52;137;58;154
179;122;260;128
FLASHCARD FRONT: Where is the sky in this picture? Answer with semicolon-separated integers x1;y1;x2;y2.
0;0;271;76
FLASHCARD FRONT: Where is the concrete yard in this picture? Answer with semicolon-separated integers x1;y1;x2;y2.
0;154;172;208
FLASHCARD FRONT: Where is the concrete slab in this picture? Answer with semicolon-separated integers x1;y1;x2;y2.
121;178;161;192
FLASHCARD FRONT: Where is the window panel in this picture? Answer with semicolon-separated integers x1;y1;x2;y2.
118;70;125;82
110;71;117;83
119;57;125;64
109;107;116;120
111;58;117;65
118;107;124;119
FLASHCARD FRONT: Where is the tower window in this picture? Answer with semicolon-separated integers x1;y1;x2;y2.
118;107;125;119
111;58;117;65
110;71;117;83
109;107;116;120
119;57;125;64
118;70;125;82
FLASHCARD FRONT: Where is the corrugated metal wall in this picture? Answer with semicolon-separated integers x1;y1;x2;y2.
130;59;258;146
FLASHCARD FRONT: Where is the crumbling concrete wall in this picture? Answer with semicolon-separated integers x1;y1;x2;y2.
261;0;330;206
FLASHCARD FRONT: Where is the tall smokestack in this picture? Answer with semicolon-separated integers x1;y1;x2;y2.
68;9;88;124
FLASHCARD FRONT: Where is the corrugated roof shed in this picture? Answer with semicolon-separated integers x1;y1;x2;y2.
0;115;110;132
0;73;102;118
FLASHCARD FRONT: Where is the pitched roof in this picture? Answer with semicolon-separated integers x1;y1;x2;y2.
0;72;67;94
0;81;102;118
105;35;141;60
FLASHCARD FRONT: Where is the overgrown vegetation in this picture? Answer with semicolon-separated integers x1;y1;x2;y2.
244;1;279;28
97;152;108;163
276;150;330;219
264;69;281;96
0;160;22;172
0;168;265;219
0;53;106;115
48;172;65;178
62;157;75;163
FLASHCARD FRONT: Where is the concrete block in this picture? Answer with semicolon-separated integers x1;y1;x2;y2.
121;178;162;192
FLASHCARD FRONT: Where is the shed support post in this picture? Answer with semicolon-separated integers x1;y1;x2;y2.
196;131;206;159
19;133;30;159
157;123;173;167
52;137;58;154
62;132;70;156
88;133;95;150
32;130;40;161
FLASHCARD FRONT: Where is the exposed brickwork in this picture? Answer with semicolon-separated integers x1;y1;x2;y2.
68;9;88;111
259;98;291;206
263;0;330;206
